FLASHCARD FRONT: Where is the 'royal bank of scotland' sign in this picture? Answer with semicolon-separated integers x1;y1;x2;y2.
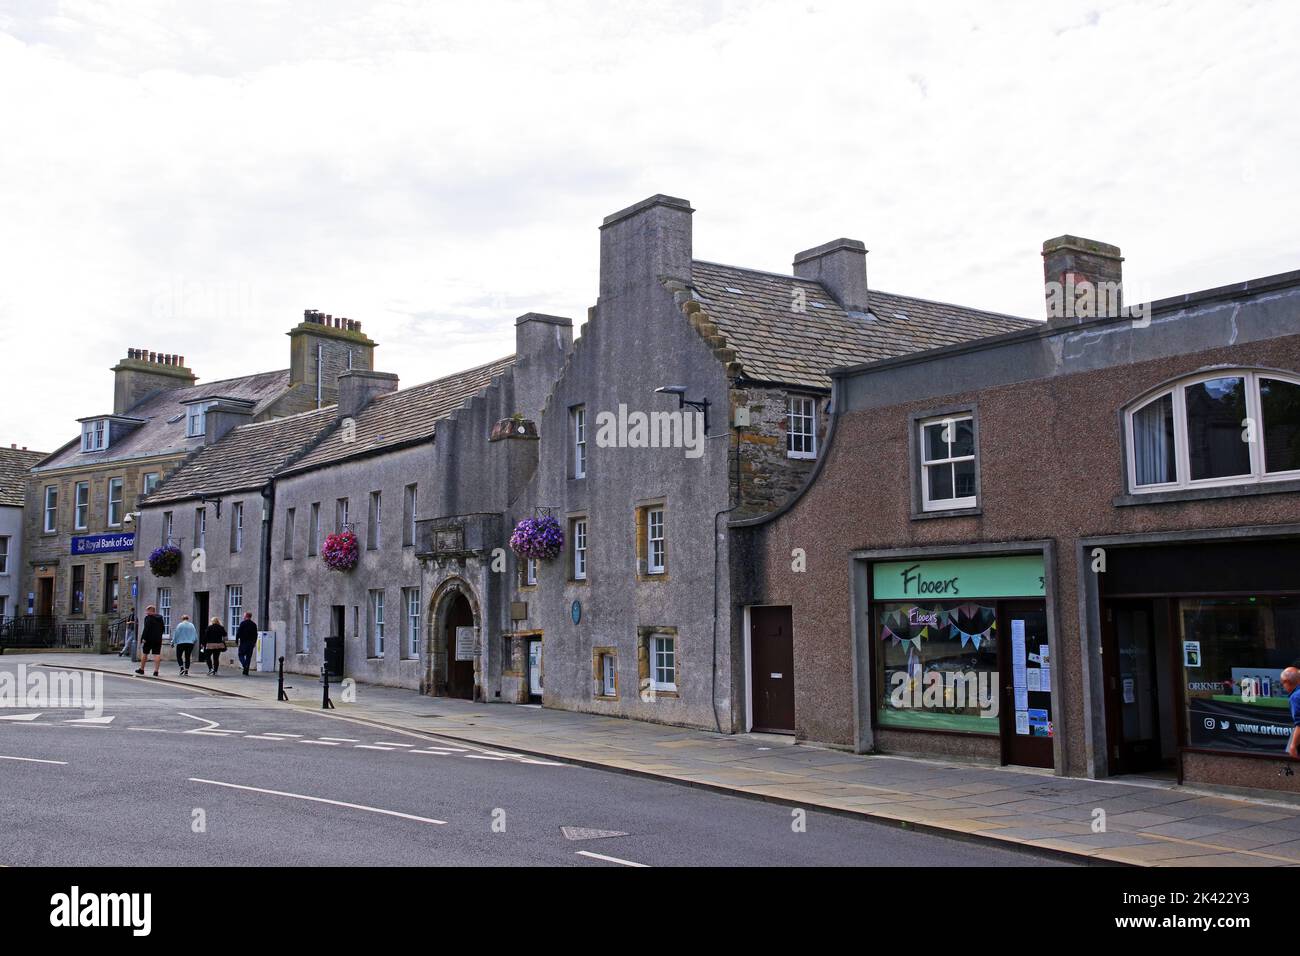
71;532;136;556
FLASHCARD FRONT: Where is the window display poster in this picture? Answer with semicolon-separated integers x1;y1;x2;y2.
1012;618;1028;713
1183;641;1201;668
1028;708;1050;736
1015;710;1029;735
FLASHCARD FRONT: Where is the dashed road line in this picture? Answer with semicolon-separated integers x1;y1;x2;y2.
355;745;397;751
0;754;67;765
299;740;340;746
263;733;302;738
189;778;446;825
244;735;287;741
319;737;359;743
465;755;507;761
376;742;414;747
575;850;648;868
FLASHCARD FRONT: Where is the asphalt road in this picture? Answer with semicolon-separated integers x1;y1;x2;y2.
0;663;1072;867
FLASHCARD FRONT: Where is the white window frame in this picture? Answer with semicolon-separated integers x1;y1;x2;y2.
525;556;538;587
0;535;9;575
368;491;382;550
195;507;206;550
336;497;349;533
786;395;818;459
227;585;243;634
308;502;320;556
404;587;420;658
572;518;587;581
572;406;587;479
298;594;311;652
283;508;295;558
143;472;161;496
107;477;124;527
163;511;174;546
232;501;244;552
1125;369;1300;494
157;588;172;633
73;481;89;530
403;484;417;547
601;652;617;697
370;589;385;657
43;485;58;533
185;402;213;438
646;507;665;574
650;635;677;693
918;414;977;512
81;419;108;453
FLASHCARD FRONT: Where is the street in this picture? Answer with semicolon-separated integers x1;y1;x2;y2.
0;663;1070;867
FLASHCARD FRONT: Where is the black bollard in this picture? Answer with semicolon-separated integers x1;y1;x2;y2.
277;656;290;702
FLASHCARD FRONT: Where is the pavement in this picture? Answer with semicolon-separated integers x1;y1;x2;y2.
13;650;1300;867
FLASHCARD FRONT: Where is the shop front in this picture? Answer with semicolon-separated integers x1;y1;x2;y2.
1092;532;1300;789
861;549;1057;770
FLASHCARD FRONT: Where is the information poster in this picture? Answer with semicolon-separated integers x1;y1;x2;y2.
1012;618;1028;733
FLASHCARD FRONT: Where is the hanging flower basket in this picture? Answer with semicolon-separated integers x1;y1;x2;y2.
148;545;183;577
322;530;360;572
510;515;564;561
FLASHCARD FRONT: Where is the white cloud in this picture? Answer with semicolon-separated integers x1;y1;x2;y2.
2;0;1298;449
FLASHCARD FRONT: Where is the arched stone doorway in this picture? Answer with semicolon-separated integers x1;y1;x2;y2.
443;591;475;700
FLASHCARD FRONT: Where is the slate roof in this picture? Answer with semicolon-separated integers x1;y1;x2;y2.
36;370;292;472
142;407;338;505
0;447;48;508
282;355;516;476
689;260;1040;391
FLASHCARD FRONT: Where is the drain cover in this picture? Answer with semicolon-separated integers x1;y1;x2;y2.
561;827;628;841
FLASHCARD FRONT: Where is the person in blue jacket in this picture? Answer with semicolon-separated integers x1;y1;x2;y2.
172;615;199;677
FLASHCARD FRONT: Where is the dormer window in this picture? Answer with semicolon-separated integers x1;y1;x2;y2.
81;419;108;452
185;401;215;438
1126;369;1300;493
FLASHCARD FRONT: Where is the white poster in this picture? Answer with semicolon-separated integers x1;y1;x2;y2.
1012;619;1028;712
1015;710;1030;735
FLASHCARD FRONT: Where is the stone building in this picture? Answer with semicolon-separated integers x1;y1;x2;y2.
733;237;1300;794
0;445;47;626
23;311;376;642
271;313;570;693
502;195;1034;731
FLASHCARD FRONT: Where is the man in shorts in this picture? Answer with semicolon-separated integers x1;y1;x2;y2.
136;604;166;677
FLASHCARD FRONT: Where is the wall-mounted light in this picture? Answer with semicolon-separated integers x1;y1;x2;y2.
654;385;711;435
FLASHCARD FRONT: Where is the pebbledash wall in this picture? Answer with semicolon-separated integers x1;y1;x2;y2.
733;256;1300;794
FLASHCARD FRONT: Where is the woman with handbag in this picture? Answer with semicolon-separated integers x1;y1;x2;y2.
203;617;228;676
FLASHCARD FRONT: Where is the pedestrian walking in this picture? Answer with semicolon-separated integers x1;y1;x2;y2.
118;607;138;659
236;611;259;675
1282;666;1300;760
135;605;165;677
172;615;199;676
203;617;228;675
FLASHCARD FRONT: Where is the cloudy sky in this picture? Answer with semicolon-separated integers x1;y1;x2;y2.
2;0;1297;451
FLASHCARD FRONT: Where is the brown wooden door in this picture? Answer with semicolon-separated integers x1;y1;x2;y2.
750;606;795;733
1101;600;1163;774
444;593;475;700
37;578;53;617
1000;602;1053;769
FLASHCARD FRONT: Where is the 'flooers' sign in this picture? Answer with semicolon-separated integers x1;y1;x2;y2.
71;533;136;556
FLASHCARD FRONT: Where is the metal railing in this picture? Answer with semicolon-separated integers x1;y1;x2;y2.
0;616;97;649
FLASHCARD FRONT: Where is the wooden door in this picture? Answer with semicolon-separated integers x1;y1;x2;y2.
750;606;795;733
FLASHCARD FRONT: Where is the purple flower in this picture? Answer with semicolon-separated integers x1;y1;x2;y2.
510;516;564;560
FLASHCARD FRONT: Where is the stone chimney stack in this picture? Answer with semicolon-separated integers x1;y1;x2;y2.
112;349;197;414
512;313;573;423
202;398;256;446
1042;235;1124;325
793;239;869;314
337;369;399;420
599;195;694;302
288;309;379;409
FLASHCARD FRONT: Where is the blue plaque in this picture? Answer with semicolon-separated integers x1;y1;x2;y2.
571;600;581;625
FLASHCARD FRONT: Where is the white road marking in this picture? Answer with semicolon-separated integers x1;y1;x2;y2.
410;748;458;755
63;716;115;725
355;745;397;751
575;850;648;868
465;755;506;761
0;714;42;721
189;778;446;825
263;733;302;738
376;742;414;747
519;759;566;766
300;740;340;746
244;735;287;741
0;754;67;765
318;737;359;743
